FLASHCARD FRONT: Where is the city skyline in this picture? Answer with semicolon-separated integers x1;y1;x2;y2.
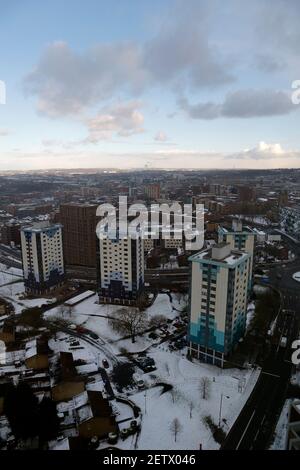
1;0;300;171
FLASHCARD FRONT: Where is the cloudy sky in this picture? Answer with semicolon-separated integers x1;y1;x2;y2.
0;0;300;170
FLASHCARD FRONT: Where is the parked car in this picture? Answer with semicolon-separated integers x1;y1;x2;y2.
137;355;156;372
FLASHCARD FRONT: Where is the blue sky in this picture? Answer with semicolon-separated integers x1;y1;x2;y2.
0;0;300;170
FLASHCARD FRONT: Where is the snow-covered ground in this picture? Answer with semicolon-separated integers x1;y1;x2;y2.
0;276;260;450
246;302;255;328
0;263;56;314
253;284;271;295
43;290;260;450
269;399;290;450
116;348;260;450
242;216;271;226
291;370;300;387
0;263;23;286
44;292;183;354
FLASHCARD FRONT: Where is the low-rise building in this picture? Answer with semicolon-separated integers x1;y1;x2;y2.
25;338;50;370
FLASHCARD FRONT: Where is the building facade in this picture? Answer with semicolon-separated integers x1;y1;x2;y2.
97;230;144;306
58;203;98;268
0;222;21;246
188;243;250;367
144;183;160;200
21;222;65;295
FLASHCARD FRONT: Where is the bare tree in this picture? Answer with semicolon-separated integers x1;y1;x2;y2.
189;400;194;419
136;291;150;310
109;308;148;343
199;377;211;400
149;314;168;329
173;291;182;304
170;418;182;442
170;387;184;404
58;304;68;319
164;362;170;376
66;304;73;318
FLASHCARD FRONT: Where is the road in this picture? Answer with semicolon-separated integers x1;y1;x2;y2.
0;244;22;269
222;309;298;450
222;231;300;450
57;324;120;365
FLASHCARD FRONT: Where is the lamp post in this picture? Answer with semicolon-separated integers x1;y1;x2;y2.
218;393;230;428
144;389;147;415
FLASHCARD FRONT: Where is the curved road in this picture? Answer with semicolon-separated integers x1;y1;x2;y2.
222;232;300;450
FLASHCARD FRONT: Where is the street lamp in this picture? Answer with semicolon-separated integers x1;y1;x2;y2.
218;393;230;428
144;389;147;415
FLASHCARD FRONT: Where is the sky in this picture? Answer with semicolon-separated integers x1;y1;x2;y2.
0;0;300;171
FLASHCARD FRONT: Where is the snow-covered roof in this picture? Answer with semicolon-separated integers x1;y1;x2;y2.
25;339;37;359
76;363;98;374
65;290;95;306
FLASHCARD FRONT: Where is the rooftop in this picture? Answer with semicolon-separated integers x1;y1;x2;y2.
22;221;62;233
219;224;254;234
189;243;249;267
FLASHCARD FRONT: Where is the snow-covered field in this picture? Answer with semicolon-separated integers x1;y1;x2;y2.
269;399;290;450
246;302;255;328
43;291;260;449
0;273;260;450
44;292;182;354
117;349;259;450
0;263;54;314
0;263;23;288
253;284;270;295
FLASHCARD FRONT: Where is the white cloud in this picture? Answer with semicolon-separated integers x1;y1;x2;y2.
0;128;12;136
154;131;168;142
84;101;144;143
226;141;300;160
23;2;233;118
2;141;300;171
179;89;297;120
24;41;146;118
143;0;233;89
